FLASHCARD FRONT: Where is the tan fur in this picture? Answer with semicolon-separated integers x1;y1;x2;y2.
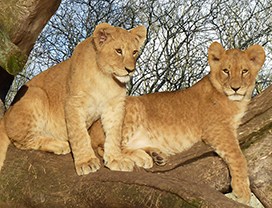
0;23;146;175
89;42;265;203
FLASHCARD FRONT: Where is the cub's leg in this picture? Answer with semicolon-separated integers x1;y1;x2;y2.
101;96;134;171
5;86;70;155
118;98;167;169
65;92;110;175
205;131;251;204
121;114;167;168
13;137;70;155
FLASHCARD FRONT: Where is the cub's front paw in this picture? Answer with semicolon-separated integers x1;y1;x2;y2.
232;178;251;204
126;149;154;169
75;157;101;175
104;156;134;171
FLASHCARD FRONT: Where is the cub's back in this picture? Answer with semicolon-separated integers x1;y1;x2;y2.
124;74;242;135
126;76;208;123
26;59;71;92
11;59;72;109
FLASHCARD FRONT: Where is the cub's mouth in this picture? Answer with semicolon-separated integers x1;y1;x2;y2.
224;87;246;101
227;94;245;101
113;73;131;83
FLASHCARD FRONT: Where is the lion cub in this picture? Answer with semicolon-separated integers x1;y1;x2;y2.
0;23;146;175
90;42;265;203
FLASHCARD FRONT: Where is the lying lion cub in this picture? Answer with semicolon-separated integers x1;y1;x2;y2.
0;23;146;175
89;42;265;203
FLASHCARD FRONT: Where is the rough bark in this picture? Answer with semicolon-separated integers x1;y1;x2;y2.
0;29;27;75
245;135;272;208
0;0;61;56
0;99;4;120
0;0;61;104
238;85;272;208
1;85;272;207
0;145;250;208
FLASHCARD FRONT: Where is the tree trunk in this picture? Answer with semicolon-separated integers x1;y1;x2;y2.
0;0;61;56
0;0;61;108
0;145;251;208
0;100;4;120
238;85;272;208
1;85;272;207
0;29;27;75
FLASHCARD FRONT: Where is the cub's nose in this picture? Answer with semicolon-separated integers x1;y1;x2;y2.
231;86;240;92
125;67;135;73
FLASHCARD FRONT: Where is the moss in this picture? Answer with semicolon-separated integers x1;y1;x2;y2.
6;51;27;75
240;123;272;150
187;200;200;207
0;29;27;75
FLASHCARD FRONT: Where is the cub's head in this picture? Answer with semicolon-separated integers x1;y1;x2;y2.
93;23;146;83
208;42;265;101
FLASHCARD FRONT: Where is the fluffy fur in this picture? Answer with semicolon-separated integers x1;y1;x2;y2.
0;23;146;175
89;42;265;203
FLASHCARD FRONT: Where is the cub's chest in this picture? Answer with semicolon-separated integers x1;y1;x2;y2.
84;86;126;125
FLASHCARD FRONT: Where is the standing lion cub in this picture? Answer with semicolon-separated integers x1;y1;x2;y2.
89;42;265;203
0;23;146;175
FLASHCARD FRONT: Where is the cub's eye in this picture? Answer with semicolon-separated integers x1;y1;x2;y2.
115;49;122;55
133;50;138;56
223;69;229;74
242;69;248;75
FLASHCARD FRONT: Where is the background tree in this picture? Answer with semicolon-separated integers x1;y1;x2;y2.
0;0;61;113
5;0;272;106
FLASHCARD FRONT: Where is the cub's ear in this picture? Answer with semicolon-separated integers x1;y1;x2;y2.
208;42;225;67
129;26;147;48
245;45;265;72
93;23;115;48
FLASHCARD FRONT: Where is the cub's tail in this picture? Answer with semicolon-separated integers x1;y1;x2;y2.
0;118;11;171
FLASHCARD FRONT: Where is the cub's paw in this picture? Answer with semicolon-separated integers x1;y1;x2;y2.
126;149;154;169
75;157;101;176
104;156;134;172
145;148;167;166
231;178;251;204
53;141;71;155
149;151;167;166
35;138;71;155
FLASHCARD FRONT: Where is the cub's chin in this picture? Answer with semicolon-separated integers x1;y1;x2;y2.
114;75;130;83
228;94;245;101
